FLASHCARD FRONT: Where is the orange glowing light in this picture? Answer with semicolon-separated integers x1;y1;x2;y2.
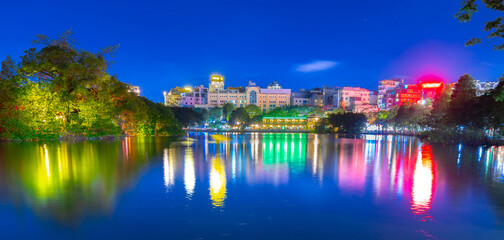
421;83;442;89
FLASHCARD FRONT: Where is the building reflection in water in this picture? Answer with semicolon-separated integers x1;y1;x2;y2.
338;138;367;194
163;148;175;191
5;133;504;226
411;144;435;221
184;147;196;198
209;155;227;207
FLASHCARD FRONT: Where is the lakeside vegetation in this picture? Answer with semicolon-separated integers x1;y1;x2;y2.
370;74;504;145
0;32;182;140
2;31;503;145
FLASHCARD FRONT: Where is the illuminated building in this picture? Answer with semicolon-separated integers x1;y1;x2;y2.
309;88;325;107
474;80;499;96
369;90;378;105
267;81;282;89
378;79;401;109
291;89;310;106
290;87;339;107
420;80;444;100
209;74;224;93
292;96;310;106
254;88;291;112
180;85;208;108
397;84;421;106
127;84;140;96
206;81;291;111
335;87;371;112
256;116;317;130
207;87;247;108
163;86;192;106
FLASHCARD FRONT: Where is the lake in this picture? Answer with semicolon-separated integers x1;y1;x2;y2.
0;133;503;239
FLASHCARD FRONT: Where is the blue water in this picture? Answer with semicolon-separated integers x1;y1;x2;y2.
0;133;503;239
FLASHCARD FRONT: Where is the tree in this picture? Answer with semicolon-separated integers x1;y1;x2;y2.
325;112;367;134
448;74;478;126
207;107;223;122
430;87;452;128
244;104;261;117
0;31;182;140
456;0;504;50
19;30;113;126
228;107;250;126
169;107;203;127
222;103;235;121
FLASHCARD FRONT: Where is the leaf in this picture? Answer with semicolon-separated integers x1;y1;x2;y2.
465;37;482;46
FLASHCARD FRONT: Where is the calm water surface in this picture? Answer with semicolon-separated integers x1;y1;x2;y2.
1;133;504;239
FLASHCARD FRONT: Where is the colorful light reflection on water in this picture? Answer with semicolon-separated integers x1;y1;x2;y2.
0;134;504;239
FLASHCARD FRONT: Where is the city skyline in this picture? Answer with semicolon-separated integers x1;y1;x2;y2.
1;0;504;103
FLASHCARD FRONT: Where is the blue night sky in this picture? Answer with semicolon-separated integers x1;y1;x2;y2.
1;0;503;102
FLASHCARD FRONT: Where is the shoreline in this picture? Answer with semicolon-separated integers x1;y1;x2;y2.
2;131;503;146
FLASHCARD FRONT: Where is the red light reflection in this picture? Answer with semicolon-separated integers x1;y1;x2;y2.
411;145;436;221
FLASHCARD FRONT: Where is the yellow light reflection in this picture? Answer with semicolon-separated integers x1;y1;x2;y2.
184;147;195;198
210;156;227;207
43;144;50;178
163;148;175;191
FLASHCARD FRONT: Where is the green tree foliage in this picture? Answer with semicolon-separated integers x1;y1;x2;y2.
207;107;223;122
324;112;367;134
134;98;181;136
456;0;504;50
430;87;452;127
0;31;182;140
222;102;235;121
228;107;251;129
244;104;261;117
448;74;479;126
169;107;204;127
392;104;430;130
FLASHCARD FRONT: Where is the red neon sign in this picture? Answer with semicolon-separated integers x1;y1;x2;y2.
421;83;442;89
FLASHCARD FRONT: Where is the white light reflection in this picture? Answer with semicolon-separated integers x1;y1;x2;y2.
163;148;175;191
184;147;195;198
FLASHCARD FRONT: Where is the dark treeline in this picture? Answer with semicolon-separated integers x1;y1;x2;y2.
0;32;182;140
371;74;504;144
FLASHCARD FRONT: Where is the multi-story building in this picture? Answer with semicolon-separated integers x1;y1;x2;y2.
209;74;224;93
205;80;291;111
163;87;192;106
308;88;324;107
246;82;291;112
180;85;208;108
396;84;421;106
267;81;283;89
320;86;339;106
207;88;247;108
378;79;401;109
335;87;371;111
475;80;499;96
369;90;378;106
291;89;310;106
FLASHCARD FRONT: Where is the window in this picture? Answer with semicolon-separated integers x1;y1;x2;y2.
250;90;257;104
